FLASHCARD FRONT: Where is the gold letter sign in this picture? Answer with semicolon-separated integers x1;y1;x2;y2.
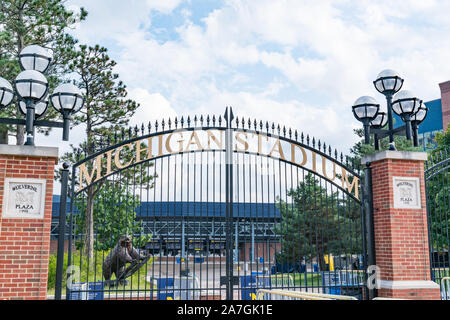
76;129;359;199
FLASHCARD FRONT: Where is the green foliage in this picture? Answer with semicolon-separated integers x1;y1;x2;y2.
275;174;362;268
426;126;450;251
67;44;139;147
430;124;450;157
349;125;422;165
57;43;143;260
0;0;88;143
73;182;151;251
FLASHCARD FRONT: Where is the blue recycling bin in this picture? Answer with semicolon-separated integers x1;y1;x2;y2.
240;275;256;300
67;281;104;300
327;286;341;295
240;272;265;300
194;257;204;263
153;277;175;300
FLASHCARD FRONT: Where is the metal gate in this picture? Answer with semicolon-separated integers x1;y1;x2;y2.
425;148;450;300
55;107;371;300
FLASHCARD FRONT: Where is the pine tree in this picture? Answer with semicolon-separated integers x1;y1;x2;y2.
0;0;87;144
275;174;362;271
59;44;141;261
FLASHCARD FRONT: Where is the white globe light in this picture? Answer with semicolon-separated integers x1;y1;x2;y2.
352;96;380;121
18;96;49;119
14;70;48;101
50;83;84;113
0;77;14;108
370;112;388;128
19;45;53;73
392;90;421;116
374;69;403;94
412;105;428;123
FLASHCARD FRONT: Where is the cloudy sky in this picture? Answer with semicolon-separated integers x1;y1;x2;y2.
37;0;450;171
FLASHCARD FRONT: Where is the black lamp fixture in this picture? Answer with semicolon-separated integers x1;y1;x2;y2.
50;83;84;141
352;69;426;150
352;96;380;144
0;44;84;146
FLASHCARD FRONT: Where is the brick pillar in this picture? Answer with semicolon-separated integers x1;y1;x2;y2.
0;145;58;300
362;151;441;300
440;80;450;132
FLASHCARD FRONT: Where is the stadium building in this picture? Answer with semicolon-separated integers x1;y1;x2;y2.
394;80;450;150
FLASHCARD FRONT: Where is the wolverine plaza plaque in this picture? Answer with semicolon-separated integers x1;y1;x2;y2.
2;178;46;219
393;176;421;209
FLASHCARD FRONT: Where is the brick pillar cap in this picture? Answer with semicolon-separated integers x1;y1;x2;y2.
0;144;58;159
361;150;427;164
439;80;450;93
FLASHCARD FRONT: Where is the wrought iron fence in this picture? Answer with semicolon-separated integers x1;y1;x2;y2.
425;148;450;300
55;108;370;300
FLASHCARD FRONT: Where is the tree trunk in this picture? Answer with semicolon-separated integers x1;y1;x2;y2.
0;126;8;144
16;125;24;145
83;186;95;262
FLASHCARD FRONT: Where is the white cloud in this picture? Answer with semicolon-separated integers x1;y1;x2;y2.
127;88;178;127
145;0;183;14
58;0;450;157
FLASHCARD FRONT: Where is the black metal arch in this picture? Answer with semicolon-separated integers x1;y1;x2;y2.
56;107;370;301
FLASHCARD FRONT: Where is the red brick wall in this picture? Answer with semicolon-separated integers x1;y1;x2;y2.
0;153;57;300
440;81;450;132
371;158;431;282
378;288;441;300
370;156;440;300
239;242;280;263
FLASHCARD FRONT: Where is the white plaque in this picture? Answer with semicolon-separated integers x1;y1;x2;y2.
393;176;421;209
2;178;47;219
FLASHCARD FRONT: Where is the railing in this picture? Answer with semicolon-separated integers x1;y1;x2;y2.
255;289;358;300
441;277;450;300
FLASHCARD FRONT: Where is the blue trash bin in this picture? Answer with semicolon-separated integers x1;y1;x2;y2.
153;278;175;300
240;273;266;300
67;281;104;300
194;257;204;263
328;286;341;295
240;275;256;300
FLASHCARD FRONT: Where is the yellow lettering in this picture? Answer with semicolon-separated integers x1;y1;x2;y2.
135;137;154;163
341;167;360;200
290;143;307;166
165;132;184;154
253;133;268;154
158;135;164;157
185;131;203;151
78;154;103;190
206;130;223;150
321;156;336;182
105;149;113;176
268;139;286;160
235;132;249;152
311;151;317;173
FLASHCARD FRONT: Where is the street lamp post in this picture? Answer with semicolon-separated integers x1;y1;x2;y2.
353;69;426;150
0;44;84;145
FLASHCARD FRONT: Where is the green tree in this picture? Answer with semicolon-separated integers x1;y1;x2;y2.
61;44;141;261
72;182;151;252
275;174;362;270
0;0;87;144
426;125;449;252
349;125;422;166
431;124;450;156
